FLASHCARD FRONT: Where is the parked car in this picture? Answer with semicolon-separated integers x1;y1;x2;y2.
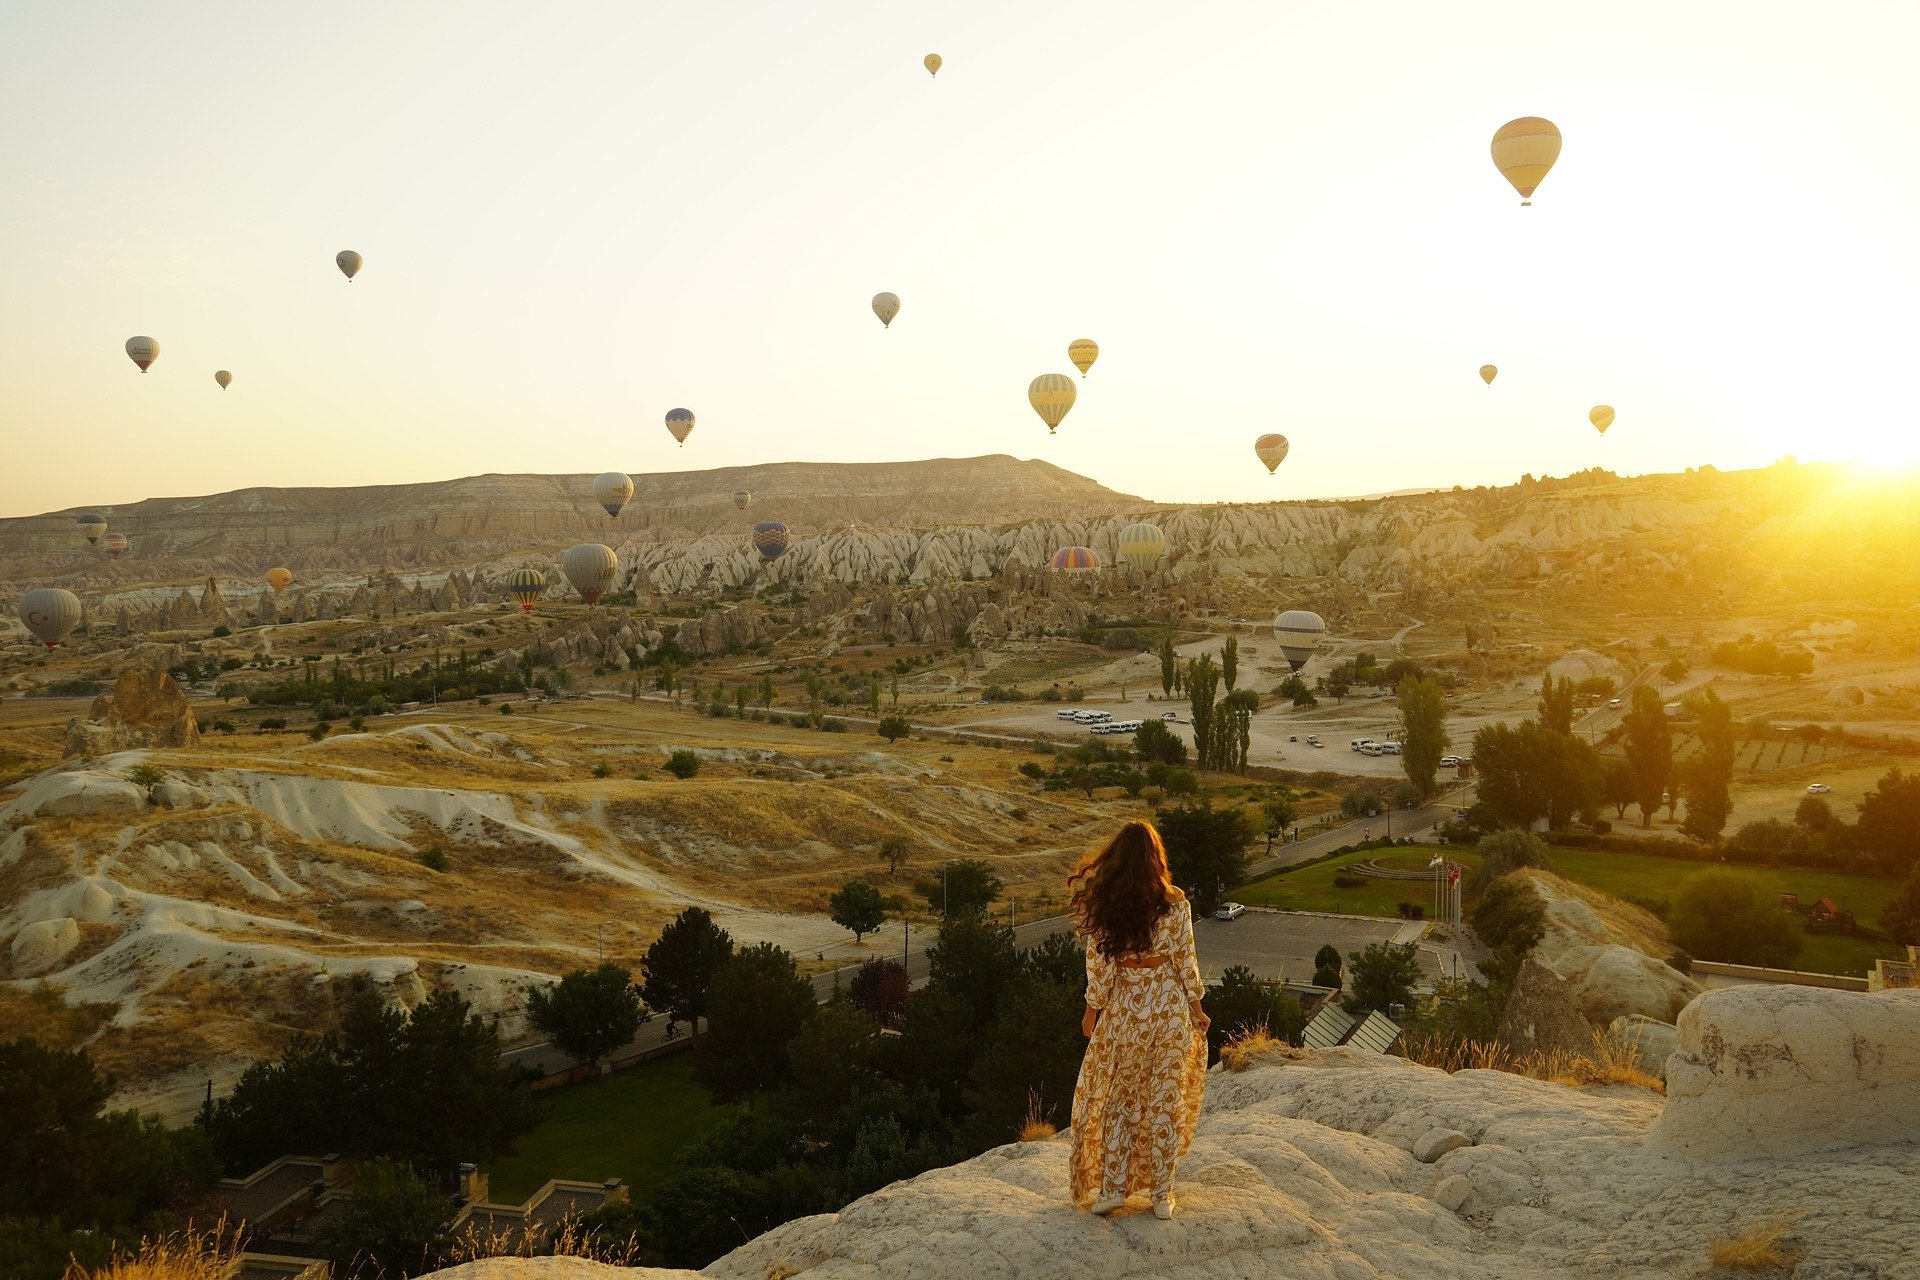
1056;708;1079;720
1289;734;1298;742
1214;902;1246;922
1306;735;1322;747
1349;738;1373;751
1160;710;1180;721
1806;782;1832;794
1608;697;1623;709
1440;754;1461;767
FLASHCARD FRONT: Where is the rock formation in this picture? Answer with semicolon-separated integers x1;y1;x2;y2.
63;666;201;757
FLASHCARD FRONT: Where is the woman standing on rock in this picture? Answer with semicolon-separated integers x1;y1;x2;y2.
1068;819;1209;1219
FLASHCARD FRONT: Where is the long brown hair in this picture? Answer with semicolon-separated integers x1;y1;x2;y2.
1067;820;1179;959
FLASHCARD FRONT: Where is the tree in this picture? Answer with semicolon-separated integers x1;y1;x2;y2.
525;964;645;1072
1312;944;1343;990
641;907;735;1041
1157;801;1255;916
1133;717;1187;766
962;974;1087;1142
315;1159;454;1280
759;674;775;709
868;676;882;716
1680;687;1736;842
923;859;1003;919
1793;794;1837;833
1470;876;1547;955
923;915;1020;1033
1879;863;1920;948
1855;766;1920;874
1340;784;1386;820
1221;635;1239;691
663;749;700;779
1186;653;1221;770
1622;686;1673;827
876;715;911;743
1222;689;1260;772
1159;633;1176;696
848;958;911;1027
1397;674;1450;796
1537;672;1576;735
1344;941;1423;1016
877;835;909;877
1602;757;1636;819
1471;719;1601;832
695;943;817;1104
1260;791;1298;854
1201;965;1305;1063
1668;869;1802;968
1465;828;1553;895
830;880;888;942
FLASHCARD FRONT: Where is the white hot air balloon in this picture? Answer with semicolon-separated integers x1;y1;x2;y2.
19;588;83;649
593;472;634;518
562;543;619;604
336;250;363;281
125;336;159;372
215;370;233;390
1272;609;1327;672
732;490;752;510
872;292;901;329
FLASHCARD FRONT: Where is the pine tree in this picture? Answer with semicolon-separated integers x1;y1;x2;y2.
1188;654;1221;770
1222;635;1239;691
1159;634;1176;696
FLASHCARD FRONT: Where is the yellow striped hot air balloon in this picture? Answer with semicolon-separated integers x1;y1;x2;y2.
1255;434;1290;475
1590;405;1615;435
1068;339;1099;377
1050;546;1099;571
562;543;619;604
506;568;546;612
1491;117;1561;205
1116;523;1166;570
1028;374;1076;434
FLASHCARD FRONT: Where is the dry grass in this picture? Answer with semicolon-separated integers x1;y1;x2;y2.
1018;1087;1058;1141
0;981;115;1050
1400;1028;1664;1094
1707;1219;1798;1270
62;1221;238;1280
1220;1030;1305;1073
446;1211;647;1267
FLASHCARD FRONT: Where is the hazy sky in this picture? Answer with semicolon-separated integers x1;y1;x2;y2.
4;1;1918;518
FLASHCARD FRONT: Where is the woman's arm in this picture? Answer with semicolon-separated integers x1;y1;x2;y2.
1173;901;1210;1032
1082;933;1113;1037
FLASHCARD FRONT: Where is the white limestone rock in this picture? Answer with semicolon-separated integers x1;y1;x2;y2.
1607;1015;1680;1080
10;917;81;977
1647;984;1920;1160
1546;943;1697;1024
0;770;149;820
1412;1127;1472;1162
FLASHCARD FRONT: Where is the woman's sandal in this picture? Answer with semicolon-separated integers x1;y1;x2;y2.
1090;1195;1126;1216
1153;1197;1176;1220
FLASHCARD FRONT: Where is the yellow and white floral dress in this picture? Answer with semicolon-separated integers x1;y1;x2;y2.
1069;893;1208;1208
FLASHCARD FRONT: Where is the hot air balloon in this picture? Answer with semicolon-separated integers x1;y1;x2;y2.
125;337;159;372
1255;434;1290;475
215;370;233;390
266;567;292;593
752;521;789;562
1050;546;1100;572
1479;365;1498;386
1590;405;1615;435
924;53;942;75
75;513;107;545
665;408;696;445
1115;523;1166;571
336;250;363;281
593;472;634;518
732;490;752;510
872;292;900;329
1272;609;1327;672
1028;374;1076;434
505;568;546;612
1490;117;1561;205
562;543;619;604
19;588;82;650
1068;339;1099;377
102;532;128;558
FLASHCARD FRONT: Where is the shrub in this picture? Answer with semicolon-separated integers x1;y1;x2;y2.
663;750;701;779
211;719;236;734
500;703;515;715
1162;768;1198;796
821;717;847;732
876;715;911;743
211;625;232;638
259;717;287;731
307;722;330;742
349;716;366;733
1331;873;1367;889
420;848;451;873
1396;901;1425;919
476;695;490;706
127;763;166;790
1470;876;1546;955
1666;949;1694;975
1668;868;1803;967
1466;828;1553;895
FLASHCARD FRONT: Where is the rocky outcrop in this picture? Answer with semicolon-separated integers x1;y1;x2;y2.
1648;984;1920;1160
418;1009;1920;1280
10;916;81;977
0;770;149;819
64;666;200;757
1522;871;1700;1026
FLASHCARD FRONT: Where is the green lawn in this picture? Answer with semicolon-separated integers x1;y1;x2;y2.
1235;845;1903;977
486;1051;725;1204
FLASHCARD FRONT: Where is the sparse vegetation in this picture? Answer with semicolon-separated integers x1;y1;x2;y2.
663;750;700;779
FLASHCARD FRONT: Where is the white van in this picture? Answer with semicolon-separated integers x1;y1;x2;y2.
1349;738;1371;751
1055;708;1079;720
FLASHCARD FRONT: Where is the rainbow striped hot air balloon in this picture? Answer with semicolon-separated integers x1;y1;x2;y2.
752;521;790;562
1050;546;1100;572
1115;523;1166;571
506;568;546;612
102;532;129;558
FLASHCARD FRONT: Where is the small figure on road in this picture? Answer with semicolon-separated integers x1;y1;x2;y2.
1067;820;1209;1220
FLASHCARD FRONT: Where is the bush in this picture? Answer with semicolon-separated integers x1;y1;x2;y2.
1396;901;1425;920
419;848;451;873
1162;768;1198;796
500;703;515;715
212;625;232;637
211;719;236;734
1017;761;1046;781
127;763;166;790
308;722;330;742
1331;873;1367;889
1666;949;1694;975
821;717;847;732
259;717;287;731
664;750;701;779
1470;876;1546;955
1668;868;1803;968
592;760;616;778
876;715;911;743
1466;828;1553;895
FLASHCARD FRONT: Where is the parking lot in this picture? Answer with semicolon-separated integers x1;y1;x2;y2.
1193;910;1422;984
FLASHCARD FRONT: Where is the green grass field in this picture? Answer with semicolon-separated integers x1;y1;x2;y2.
486;1051;725;1204
1235;844;1903;977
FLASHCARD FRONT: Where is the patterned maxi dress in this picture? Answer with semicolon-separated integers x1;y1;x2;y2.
1068;893;1209;1208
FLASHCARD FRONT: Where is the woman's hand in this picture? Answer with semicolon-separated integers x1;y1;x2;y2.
1082;1005;1099;1038
1189;1001;1210;1035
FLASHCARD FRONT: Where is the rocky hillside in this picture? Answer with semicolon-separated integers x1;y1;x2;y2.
424;984;1920;1280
